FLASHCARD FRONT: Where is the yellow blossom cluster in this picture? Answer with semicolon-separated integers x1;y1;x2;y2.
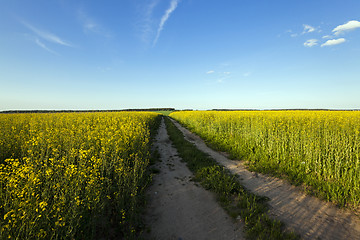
170;110;360;209
0;112;159;239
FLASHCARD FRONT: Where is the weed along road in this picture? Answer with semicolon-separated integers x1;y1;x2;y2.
143;117;244;240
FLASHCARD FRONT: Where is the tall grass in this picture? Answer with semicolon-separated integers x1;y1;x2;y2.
170;111;360;209
0;112;160;239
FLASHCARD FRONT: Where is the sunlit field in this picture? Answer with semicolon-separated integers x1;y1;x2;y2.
0;112;159;239
170;110;360;209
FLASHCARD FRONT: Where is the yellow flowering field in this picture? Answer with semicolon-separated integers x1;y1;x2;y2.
170;110;360;210
0;112;160;239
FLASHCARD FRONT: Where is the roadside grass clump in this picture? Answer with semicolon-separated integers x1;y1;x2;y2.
165;117;298;240
0;112;161;240
170;110;360;210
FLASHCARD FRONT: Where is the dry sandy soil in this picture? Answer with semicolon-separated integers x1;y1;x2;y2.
142;118;244;240
171;118;360;240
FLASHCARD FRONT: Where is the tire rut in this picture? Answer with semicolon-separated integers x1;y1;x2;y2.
143;118;244;240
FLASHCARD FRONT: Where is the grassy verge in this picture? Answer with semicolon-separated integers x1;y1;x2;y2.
165;117;299;240
155;110;173;116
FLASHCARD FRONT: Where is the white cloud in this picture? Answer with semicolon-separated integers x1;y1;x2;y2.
21;21;72;47
322;35;332;39
287;24;316;38
321;38;346;47
206;70;215;74
303;24;316;34
138;0;160;43
153;0;180;46
216;71;233;83
145;0;160;17
304;39;318;47
35;38;58;55
285;29;298;37
333;20;360;35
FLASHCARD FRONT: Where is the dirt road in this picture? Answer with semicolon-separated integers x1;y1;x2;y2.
143;118;244;240
171;118;360;240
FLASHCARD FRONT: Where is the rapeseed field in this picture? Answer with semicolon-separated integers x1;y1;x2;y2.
0;112;159;239
170;110;360;210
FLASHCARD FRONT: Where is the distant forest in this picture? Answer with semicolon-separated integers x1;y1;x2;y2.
2;108;360;114
0;108;176;114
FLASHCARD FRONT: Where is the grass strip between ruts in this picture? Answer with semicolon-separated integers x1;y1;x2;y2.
165;117;299;240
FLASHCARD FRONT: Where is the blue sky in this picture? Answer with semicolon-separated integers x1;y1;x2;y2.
1;0;360;110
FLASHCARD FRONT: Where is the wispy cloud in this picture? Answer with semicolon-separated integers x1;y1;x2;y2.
205;69;230;83
21;21;72;47
215;71;232;83
304;39;318;47
332;20;360;36
35;38;58;55
78;9;110;37
137;0;160;44
303;24;316;34
153;0;180;46
321;38;346;47
216;74;232;83
286;24;317;38
145;0;160;19
285;29;296;37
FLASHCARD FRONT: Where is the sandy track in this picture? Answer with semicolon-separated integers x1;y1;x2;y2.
171;118;360;240
143;118;244;240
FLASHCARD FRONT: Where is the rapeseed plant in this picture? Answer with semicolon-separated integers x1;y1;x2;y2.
170;110;360;210
0;112;159;239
